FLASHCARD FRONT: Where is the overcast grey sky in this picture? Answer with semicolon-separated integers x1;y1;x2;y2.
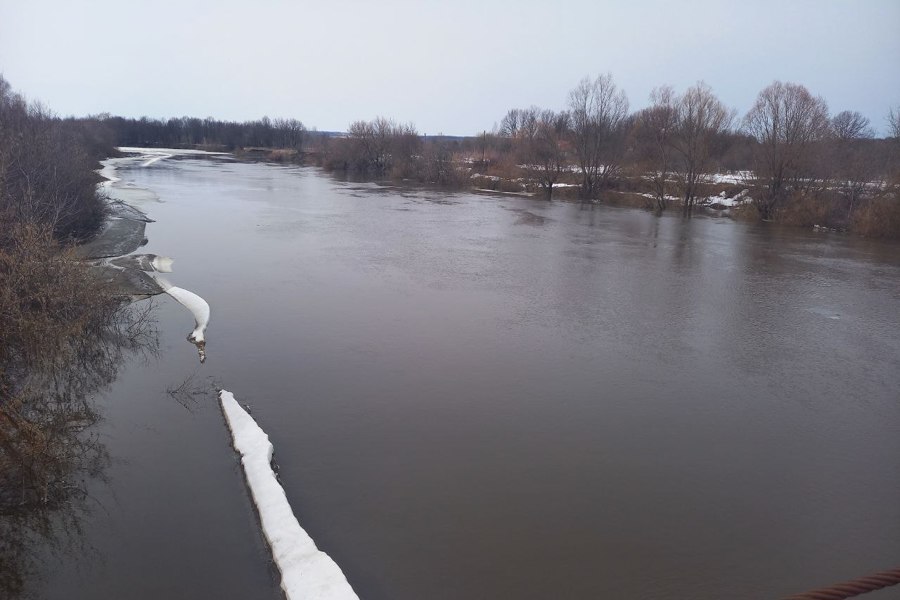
1;0;898;135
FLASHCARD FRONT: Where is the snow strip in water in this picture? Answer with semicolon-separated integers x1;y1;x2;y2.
156;277;210;362
162;285;210;343
219;390;359;600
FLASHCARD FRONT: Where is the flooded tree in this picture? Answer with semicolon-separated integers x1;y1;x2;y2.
828;111;877;220
526;110;571;201
633;86;678;213
567;73;629;202
344;117;420;178
421;137;462;186
670;82;734;216
499;107;571;200
742;81;830;220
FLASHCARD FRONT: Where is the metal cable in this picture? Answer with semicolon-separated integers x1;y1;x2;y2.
783;566;900;600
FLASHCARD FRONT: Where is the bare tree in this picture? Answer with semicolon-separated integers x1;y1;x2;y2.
421;137;461;185
567;73;629;202
499;109;522;138
631;88;677;212
0;78;107;244
272;117;306;152
500;106;569;200
343;117;420;178
743;81;830;220
671;82;735;216
831;110;874;141
828;111;877;220
888;106;900;140
644;86;677;212
347;117;392;176
524;110;570;201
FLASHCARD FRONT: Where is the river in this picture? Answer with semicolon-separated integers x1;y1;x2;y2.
26;152;900;599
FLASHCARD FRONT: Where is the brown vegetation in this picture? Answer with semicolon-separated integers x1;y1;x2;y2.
1;77;109;244
1;76;158;597
742;81;831;220
0;224;157;596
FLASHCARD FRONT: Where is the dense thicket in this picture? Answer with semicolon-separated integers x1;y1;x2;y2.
0;76;112;245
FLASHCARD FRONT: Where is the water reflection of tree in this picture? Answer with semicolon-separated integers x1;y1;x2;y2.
0;233;158;598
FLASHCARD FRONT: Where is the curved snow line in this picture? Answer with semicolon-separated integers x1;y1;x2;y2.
163;285;210;343
219;391;359;600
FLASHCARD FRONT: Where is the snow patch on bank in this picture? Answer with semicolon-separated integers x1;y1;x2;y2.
219;391;359;600
711;170;752;185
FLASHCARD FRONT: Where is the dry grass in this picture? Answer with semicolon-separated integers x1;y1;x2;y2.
0;224;156;513
851;193;900;238
777;191;834;229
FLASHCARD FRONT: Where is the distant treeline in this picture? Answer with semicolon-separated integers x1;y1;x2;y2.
90;114;307;152
37;73;900;238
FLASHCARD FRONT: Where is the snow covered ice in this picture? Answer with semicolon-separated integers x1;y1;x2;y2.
219;390;359;600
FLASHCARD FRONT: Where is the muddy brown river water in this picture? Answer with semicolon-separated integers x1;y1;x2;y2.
26;154;900;599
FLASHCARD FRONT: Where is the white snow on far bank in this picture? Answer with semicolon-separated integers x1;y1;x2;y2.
219;391;359;600
118;146;229;156
711;171;752;185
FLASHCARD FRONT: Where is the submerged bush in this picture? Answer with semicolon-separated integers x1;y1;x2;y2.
0;224;157;597
0;224;155;508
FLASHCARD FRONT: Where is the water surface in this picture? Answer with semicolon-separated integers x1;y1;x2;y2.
35;157;900;599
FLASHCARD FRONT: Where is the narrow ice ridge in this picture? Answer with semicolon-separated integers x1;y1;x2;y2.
141;153;173;167
219;391;359;600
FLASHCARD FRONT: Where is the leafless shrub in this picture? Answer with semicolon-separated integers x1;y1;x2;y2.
0;75;107;245
742;81;830;220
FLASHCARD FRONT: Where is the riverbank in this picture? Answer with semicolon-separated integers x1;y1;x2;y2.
223;146;900;239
